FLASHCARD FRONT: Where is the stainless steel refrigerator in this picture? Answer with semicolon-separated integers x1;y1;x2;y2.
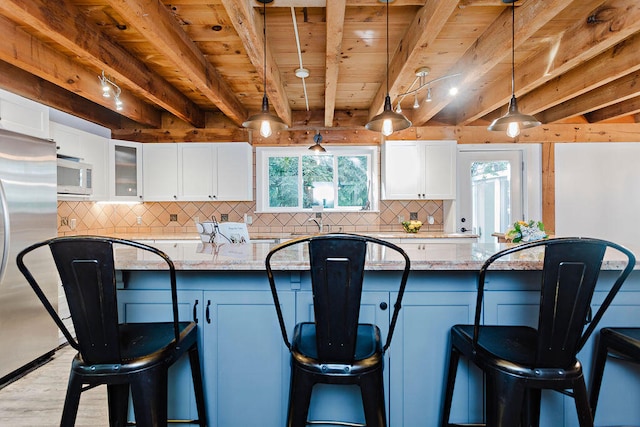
0;128;57;382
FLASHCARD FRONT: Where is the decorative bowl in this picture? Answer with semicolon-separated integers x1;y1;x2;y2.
402;220;422;233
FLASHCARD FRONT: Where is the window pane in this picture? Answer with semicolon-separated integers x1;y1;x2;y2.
471;161;511;243
268;157;299;208
337;155;369;208
302;155;334;208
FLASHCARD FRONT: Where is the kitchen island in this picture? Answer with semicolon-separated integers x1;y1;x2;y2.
114;240;640;427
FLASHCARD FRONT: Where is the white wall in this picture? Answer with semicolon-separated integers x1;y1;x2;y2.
555;142;640;247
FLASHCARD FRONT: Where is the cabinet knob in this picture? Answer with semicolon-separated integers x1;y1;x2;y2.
173;195;177;199
379;302;388;311
206;300;212;324
193;299;199;323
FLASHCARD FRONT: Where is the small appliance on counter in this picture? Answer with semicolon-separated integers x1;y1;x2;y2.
196;217;250;244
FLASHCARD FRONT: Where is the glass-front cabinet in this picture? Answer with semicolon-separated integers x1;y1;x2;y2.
109;140;142;201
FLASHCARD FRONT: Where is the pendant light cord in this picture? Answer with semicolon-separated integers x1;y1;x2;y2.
263;0;267;99
385;0;390;97
510;2;515;97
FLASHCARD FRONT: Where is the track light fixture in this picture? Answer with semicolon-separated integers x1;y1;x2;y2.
365;0;411;136
308;131;326;152
242;0;288;138
488;0;540;138
98;71;123;111
394;67;461;113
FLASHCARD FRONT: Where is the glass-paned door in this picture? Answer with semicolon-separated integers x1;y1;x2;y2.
458;150;523;243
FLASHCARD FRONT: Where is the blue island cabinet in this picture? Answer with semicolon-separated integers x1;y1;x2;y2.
116;268;640;426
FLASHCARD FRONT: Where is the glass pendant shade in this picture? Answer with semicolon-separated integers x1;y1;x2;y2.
242;95;287;138
488;95;541;138
366;95;412;136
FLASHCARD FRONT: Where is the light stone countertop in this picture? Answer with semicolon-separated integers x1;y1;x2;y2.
113;240;637;272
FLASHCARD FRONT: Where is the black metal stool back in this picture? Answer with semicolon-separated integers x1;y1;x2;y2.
17;236;206;427
266;233;410;427
441;237;635;427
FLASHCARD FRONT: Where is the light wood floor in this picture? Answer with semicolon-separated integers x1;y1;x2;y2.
0;345;108;426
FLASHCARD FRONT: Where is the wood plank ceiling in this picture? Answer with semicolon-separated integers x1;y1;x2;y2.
0;0;639;144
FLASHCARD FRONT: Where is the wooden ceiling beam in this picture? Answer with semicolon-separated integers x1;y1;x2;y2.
0;60;123;129
410;0;571;127
220;0;292;126
324;0;346;127
0;15;161;127
586;95;640;123
104;0;247;126
539;70;640;123
0;0;205;128
460;0;640;125
368;0;459;121
112;123;640;144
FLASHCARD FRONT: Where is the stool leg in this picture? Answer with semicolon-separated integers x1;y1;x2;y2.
521;388;541;427
107;383;130;427
287;365;314;427
589;335;609;417
188;344;207;427
60;372;82;427
573;378;594;427
485;371;525;427
130;366;168;427
360;369;386;427
441;344;461;427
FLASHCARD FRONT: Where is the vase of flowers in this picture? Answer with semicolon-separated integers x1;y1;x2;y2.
504;220;548;243
402;220;422;233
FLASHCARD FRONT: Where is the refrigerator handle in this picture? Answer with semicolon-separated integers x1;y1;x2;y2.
0;179;10;285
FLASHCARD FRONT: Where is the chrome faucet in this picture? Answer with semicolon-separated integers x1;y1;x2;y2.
308;216;323;233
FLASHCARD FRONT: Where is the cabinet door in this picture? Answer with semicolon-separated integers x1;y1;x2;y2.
51;121;82;158
117;289;203;424
216;143;253;201
109;140;142;201
179;143;217;201
203;290;294;427
421;140;456;199
390;291;479;426
382;141;420;200
0;88;49;139
143;144;178;201
296;291;390;425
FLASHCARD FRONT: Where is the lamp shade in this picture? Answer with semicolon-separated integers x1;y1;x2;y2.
242;95;288;138
488;95;541;138
309;132;326;152
366;95;412;136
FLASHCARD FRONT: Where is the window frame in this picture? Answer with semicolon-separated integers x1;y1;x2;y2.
256;146;379;213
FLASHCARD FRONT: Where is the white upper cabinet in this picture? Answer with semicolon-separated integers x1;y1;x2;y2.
51;122;109;201
214;143;253;201
143;144;179;201
382;140;457;200
109;140;143;201
142;142;253;202
0;89;49;139
179;143;217;201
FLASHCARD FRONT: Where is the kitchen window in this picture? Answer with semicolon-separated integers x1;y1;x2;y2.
256;146;379;212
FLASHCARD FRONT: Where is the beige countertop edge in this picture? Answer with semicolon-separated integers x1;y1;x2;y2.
91;232;479;241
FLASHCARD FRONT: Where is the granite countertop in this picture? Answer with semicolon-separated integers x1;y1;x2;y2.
113;240;636;272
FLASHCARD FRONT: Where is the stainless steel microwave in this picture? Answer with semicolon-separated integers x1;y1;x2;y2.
57;157;93;196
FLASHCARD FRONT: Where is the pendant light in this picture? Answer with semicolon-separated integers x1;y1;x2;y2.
242;0;288;138
365;0;411;136
488;0;540;138
308;131;326;152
